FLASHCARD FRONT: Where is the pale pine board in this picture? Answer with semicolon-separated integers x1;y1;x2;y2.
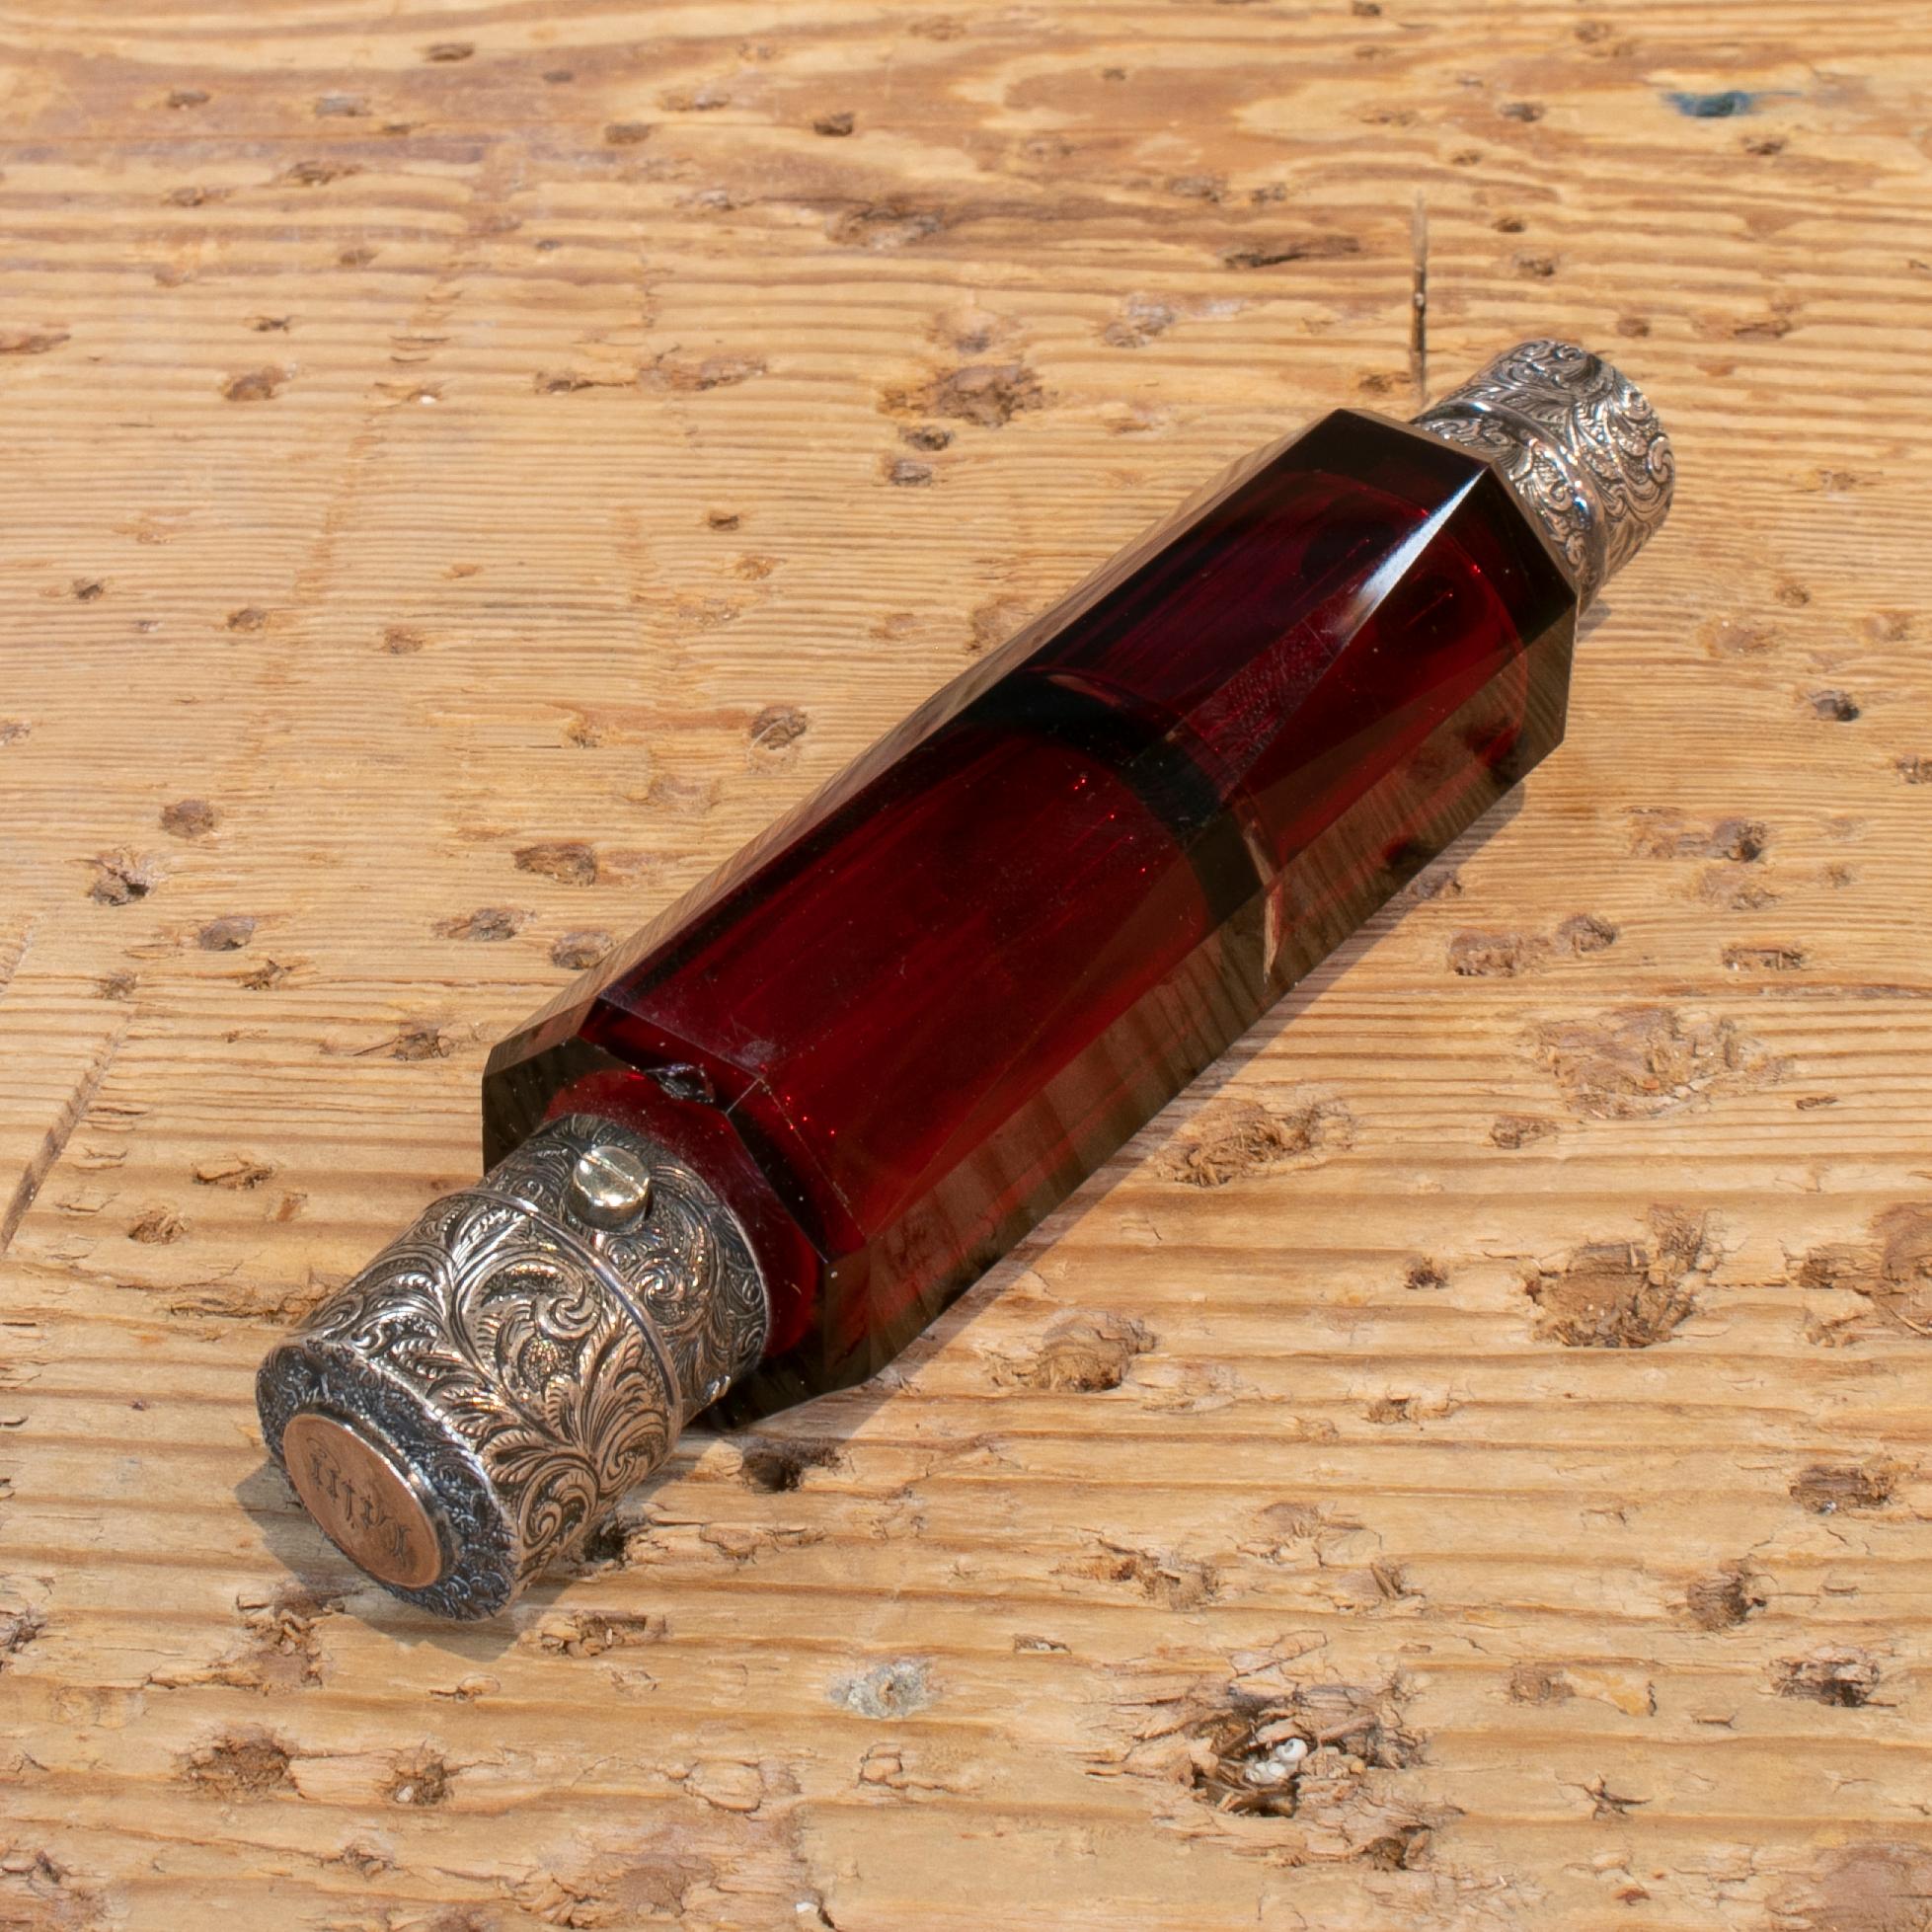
1;5;1929;1928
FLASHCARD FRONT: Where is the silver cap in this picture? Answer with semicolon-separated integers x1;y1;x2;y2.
1412;339;1674;608
257;1115;768;1619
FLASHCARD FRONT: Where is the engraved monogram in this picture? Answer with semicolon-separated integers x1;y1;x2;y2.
299;1436;417;1572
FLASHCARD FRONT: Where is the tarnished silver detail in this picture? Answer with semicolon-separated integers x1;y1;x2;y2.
1412;339;1673;609
257;1114;768;1619
567;1142;654;1230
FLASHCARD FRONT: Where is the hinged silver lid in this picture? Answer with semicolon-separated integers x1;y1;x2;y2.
257;1114;768;1619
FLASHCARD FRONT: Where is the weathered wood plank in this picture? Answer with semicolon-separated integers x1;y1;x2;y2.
1;3;1929;1927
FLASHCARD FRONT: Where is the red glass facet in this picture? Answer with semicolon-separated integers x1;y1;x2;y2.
484;411;1577;1418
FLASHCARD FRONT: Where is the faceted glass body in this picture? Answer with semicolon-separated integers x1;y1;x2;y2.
484;411;1577;1420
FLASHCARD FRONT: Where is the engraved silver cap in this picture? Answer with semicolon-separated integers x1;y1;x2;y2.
1412;339;1674;609
256;1114;768;1619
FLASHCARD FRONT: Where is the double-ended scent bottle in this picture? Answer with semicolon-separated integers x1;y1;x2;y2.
259;340;1674;1618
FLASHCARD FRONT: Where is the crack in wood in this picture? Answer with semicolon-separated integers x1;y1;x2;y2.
1409;191;1428;405
0;924;33;1003
1;1023;126;1254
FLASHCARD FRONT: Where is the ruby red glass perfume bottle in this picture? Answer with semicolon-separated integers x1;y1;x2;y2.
259;341;1674;1618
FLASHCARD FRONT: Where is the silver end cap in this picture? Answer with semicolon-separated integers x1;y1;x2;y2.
256;1114;768;1619
1413;339;1674;609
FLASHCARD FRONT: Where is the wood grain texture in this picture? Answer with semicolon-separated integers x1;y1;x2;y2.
1;3;1928;1926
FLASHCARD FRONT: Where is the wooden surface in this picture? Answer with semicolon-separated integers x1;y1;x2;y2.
2;3;1929;1927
